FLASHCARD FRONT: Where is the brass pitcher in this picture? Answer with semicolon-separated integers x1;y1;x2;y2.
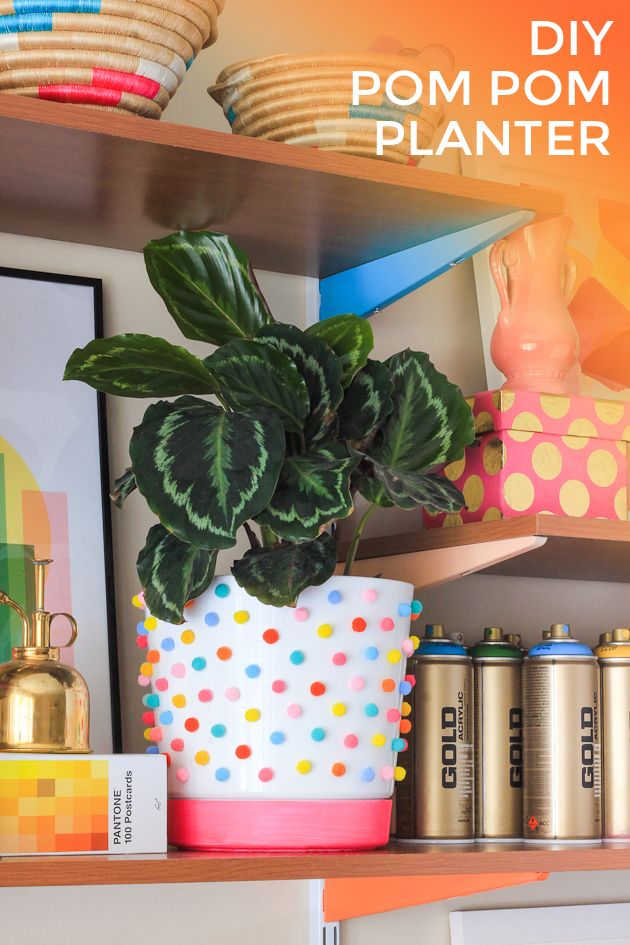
0;559;90;752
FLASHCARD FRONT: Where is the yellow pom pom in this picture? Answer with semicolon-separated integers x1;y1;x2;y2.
394;766;406;782
401;702;412;717
180;629;195;644
195;751;210;766
331;702;347;717
296;760;312;774
372;733;387;747
144;616;158;631
139;662;153;677
132;594;144;609
245;708;261;722
172;694;186;708
317;624;333;638
234;610;250;624
387;649;402;664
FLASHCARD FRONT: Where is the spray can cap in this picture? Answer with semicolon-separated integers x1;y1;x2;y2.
424;623;445;639
483;627;504;642
549;623;572;640
612;628;630;643
599;631;613;645
505;633;522;647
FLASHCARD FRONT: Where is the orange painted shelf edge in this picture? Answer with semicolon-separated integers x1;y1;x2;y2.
346;515;630;583
0;95;562;276
2;841;630;887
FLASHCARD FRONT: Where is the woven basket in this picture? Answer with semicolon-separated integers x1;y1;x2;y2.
5;82;162;115
208;50;450;164
236;106;437;147
0;49;180;91
0;30;189;76
0;0;223;116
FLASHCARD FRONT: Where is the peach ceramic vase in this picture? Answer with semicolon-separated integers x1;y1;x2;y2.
490;216;579;394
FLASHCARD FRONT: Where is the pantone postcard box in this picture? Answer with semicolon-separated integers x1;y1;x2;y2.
0;754;167;855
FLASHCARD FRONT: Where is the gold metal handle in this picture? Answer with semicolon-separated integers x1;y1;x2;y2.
0;589;30;643
50;613;78;648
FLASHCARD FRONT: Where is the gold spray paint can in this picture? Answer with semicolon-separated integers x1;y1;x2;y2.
523;623;600;841
595;629;630;839
471;628;523;840
403;624;473;841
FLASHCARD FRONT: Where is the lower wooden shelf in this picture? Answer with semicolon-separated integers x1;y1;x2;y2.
2;841;630;887
344;515;630;586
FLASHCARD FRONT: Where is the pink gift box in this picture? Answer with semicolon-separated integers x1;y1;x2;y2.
424;390;630;528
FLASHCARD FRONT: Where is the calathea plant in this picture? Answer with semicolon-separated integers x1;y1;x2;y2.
65;231;474;624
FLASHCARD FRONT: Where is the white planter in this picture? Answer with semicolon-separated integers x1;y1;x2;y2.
136;574;418;849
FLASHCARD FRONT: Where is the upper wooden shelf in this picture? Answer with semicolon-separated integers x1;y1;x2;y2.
1;840;629;887
348;515;630;585
0;96;563;276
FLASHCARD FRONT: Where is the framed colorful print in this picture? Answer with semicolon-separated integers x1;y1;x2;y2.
0;267;121;752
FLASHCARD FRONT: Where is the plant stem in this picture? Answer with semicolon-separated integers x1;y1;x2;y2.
343;502;378;576
243;521;261;550
216;393;230;410
259;524;277;549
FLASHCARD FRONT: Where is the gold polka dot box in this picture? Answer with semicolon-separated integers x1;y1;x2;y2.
135;575;423;850
424;390;630;529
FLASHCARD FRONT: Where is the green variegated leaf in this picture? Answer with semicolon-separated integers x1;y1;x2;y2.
64;334;217;397
373;465;465;512
111;467;137;509
306;314;373;387
232;532;337;606
204;339;309;432
338;359;394;447
255;324;343;444
144;231;273;345
355;474;394;508
137;523;218;624
129;396;285;549
368;350;474;474
256;443;359;542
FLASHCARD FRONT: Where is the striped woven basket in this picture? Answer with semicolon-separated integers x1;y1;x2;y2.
0;0;224;117
209;50;450;164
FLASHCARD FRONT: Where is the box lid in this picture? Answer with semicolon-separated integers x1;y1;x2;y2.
466;390;630;440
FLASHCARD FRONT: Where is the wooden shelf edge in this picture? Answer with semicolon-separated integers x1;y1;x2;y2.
341;516;630;585
0;95;563;218
350;515;630;562
2;842;630;887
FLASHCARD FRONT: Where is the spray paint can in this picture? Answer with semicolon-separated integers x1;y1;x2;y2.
398;624;473;841
523;623;600;841
471;627;523;840
595;628;630;839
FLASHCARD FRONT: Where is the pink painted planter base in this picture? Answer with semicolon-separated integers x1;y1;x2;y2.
168;797;392;851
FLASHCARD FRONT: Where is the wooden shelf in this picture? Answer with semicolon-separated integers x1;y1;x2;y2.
1;841;630;887
0;96;562;276
346;515;630;585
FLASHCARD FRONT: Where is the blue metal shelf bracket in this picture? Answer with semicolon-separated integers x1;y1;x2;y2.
319;209;534;320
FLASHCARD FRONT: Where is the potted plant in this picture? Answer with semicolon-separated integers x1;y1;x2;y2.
65;230;474;851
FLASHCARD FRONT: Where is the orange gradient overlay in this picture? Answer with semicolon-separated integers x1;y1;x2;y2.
242;0;628;201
